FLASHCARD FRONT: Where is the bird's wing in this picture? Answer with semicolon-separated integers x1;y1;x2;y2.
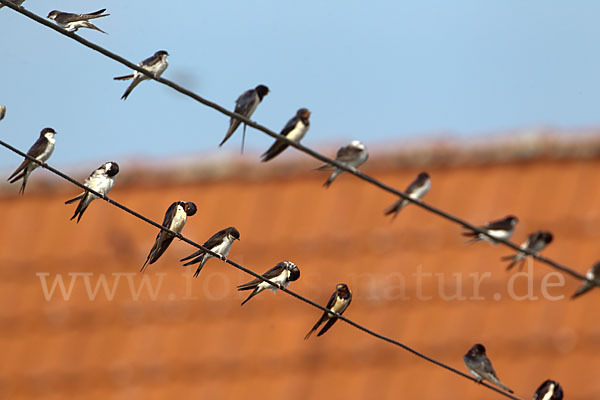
57;9;107;22
237;264;285;290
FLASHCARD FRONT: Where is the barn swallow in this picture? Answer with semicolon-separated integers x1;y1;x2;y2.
304;283;352;339
114;50;169;100
463;344;513;393
7;127;56;195
0;105;5;120
384;172;430;219
571;261;600;299
317;140;368;187
141;201;197;272
462;215;519;244
501;230;553;271
237;261;300;306
261;108;310;162
65;161;119;223
180;227;240;277
47;9;109;33
533;379;563;400
220;84;270;153
0;0;25;9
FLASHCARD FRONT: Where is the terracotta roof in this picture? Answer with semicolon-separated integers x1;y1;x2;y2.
0;153;599;399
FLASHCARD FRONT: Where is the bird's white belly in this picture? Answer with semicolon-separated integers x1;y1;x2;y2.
169;207;187;233
287;122;308;142
212;239;232;257
410;180;431;200
487;229;511;240
37;141;55;162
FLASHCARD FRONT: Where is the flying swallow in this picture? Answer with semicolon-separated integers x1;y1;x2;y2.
180;227;240;278
141;201;197;272
47;9;109;33
237;261;300;306
463;343;513;393
317;140;368;187
220;84;270;153
533;379;563;400
114;50;169;100
384;172;430;219
0;105;6;120
462;215;519;244
571;261;600;299
501;230;553;271
7;127;56;195
261;108;310;162
304;283;352;339
65;161;119;223
0;0;25;9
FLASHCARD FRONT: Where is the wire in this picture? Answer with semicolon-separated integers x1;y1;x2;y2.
0;0;590;287
0;2;590;397
0;0;592;286
0;138;523;400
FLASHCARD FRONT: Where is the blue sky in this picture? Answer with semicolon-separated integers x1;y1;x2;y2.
1;0;600;173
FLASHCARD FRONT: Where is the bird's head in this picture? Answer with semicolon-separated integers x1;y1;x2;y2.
184;202;197;216
102;161;120;177
47;10;60;20
255;84;270;99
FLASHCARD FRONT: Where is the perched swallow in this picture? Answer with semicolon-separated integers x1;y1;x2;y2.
0;0;25;9
533;379;563;400
304;283;352;339
7;128;56;195
463;344;513;393
237;261;300;306
220;84;270;153
47;9;109;33
463;215;519;245
317;140;368;187
141;201;197;272
180;227;240;278
384;172;430;219
261;108;310;162
571;261;600;299
65;161;119;223
114;50;169;100
501;230;553;271
0;105;6;120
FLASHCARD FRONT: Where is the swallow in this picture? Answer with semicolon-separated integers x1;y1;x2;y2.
0;0;26;9
462;215;519;245
261;108;310;162
463;343;513;393
7;127;56;195
220;84;270;153
317;140;368;187
533;379;563;400
384;172;430;219
141;201;198;272
180;227;240;278
65;161;119;223
0;105;5;120
304;283;352;339
237;261;300;306
114;50;169;100
501;230;553;271
47;9;109;33
571;261;600;299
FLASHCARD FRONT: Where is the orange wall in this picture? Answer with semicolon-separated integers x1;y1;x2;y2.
0;158;598;399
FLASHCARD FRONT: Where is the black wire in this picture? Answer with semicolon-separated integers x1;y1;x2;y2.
0;0;590;287
0;138;523;400
0;2;591;397
1;0;593;286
